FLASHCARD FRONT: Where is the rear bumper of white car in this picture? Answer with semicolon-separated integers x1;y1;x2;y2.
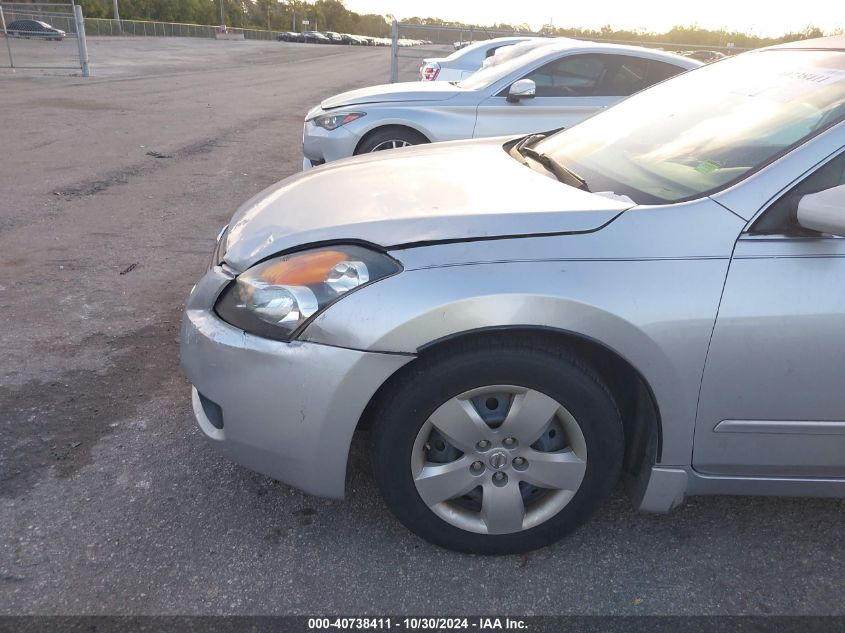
420;66;472;82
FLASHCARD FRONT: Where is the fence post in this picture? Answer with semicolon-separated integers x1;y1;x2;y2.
389;19;399;83
1;7;14;72
73;5;90;77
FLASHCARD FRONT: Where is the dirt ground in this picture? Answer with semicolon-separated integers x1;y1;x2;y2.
1;37;843;616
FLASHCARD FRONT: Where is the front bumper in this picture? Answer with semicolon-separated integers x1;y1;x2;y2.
180;268;413;498
302;118;361;170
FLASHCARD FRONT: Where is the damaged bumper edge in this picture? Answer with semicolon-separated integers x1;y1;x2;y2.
180;268;413;498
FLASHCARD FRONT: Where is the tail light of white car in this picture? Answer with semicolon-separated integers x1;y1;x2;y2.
421;62;441;81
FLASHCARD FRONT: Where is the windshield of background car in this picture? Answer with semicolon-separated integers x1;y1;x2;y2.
533;49;845;204
457;45;561;89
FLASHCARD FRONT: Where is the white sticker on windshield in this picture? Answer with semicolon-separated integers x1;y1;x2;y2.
739;67;845;102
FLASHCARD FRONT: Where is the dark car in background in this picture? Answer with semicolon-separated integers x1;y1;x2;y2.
302;31;330;44
323;31;344;44
683;49;727;63
277;31;302;43
4;19;65;40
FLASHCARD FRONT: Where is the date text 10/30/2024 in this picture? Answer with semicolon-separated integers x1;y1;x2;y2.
307;617;528;630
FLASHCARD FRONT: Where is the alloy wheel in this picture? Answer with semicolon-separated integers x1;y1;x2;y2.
369;139;414;151
410;385;588;535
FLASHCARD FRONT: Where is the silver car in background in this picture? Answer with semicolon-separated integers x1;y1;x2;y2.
184;36;845;554
302;41;700;169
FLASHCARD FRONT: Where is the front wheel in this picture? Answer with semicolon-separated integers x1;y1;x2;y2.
371;341;624;555
355;127;428;154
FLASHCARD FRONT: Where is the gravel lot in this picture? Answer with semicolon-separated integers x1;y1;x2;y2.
1;37;844;616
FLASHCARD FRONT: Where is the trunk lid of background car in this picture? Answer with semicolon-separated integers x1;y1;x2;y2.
320;81;462;109
223;139;633;272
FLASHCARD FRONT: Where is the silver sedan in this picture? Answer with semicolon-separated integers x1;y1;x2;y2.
183;36;845;554
302;40;700;169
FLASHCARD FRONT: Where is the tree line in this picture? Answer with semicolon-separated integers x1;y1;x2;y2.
400;17;835;49
66;0;393;36
13;0;837;46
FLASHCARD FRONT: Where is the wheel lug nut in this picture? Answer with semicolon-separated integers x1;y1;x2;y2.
492;471;508;486
470;461;485;475
493;471;505;480
503;437;517;448
513;456;527;471
476;440;490;450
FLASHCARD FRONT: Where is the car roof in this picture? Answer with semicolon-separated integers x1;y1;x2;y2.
513;39;702;69
766;35;845;51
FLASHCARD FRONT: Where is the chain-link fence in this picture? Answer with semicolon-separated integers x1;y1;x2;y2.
0;1;89;75
83;17;286;41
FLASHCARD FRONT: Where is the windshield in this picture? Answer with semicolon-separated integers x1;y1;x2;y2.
458;45;556;90
533;49;845;204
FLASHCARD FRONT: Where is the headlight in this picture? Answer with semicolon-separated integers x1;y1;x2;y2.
214;245;401;340
313;112;365;130
209;224;229;268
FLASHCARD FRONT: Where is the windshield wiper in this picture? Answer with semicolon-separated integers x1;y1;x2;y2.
518;145;590;192
512;133;545;154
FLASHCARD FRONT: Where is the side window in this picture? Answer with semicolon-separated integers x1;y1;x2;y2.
645;60;686;87
596;55;648;96
521;54;609;97
751;152;845;235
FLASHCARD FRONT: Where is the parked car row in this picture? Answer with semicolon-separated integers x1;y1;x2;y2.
277;31;425;46
183;35;845;555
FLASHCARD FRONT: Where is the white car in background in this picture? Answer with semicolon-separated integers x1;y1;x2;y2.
303;40;701;169
420;36;536;81
482;37;577;69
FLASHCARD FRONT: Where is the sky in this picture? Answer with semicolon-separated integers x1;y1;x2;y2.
342;0;842;38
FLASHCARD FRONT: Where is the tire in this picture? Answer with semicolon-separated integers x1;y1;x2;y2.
371;339;624;555
355;127;428;154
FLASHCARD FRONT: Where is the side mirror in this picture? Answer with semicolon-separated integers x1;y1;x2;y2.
507;79;536;103
796;184;845;237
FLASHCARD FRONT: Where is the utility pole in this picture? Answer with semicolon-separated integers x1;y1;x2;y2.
112;0;121;33
219;0;225;30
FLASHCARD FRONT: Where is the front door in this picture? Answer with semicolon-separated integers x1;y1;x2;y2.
694;150;845;477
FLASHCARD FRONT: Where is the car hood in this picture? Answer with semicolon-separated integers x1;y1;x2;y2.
320;81;462;109
223;139;634;271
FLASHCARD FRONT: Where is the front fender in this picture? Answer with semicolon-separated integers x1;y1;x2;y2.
303;258;729;467
347;102;479;145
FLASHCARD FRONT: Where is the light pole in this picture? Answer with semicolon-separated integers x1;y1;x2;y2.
219;0;225;30
112;0;121;34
